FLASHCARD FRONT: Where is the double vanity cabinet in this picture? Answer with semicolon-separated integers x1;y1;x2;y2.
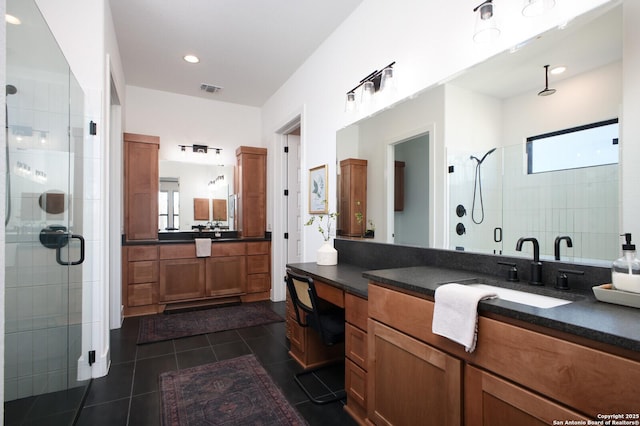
286;262;640;426
122;132;271;316
123;240;271;316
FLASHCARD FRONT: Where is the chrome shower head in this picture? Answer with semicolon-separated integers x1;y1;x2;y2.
6;85;17;95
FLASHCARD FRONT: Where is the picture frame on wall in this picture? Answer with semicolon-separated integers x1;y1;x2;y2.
309;164;328;214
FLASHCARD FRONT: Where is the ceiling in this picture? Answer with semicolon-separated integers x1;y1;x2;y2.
450;2;622;99
109;0;364;107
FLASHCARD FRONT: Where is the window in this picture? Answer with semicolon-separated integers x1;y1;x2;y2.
526;118;619;174
159;178;180;230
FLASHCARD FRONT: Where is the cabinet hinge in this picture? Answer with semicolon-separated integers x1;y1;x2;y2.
88;350;96;366
284;233;289;239
284;146;289;153
284;189;289;196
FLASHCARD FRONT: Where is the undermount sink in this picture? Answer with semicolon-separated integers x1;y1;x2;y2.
467;283;572;309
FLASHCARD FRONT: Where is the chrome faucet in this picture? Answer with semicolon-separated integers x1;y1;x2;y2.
554;236;573;261
516;237;543;286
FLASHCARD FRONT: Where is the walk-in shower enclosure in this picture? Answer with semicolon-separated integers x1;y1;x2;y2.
5;0;93;403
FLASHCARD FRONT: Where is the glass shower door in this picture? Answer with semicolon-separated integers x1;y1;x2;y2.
5;0;91;409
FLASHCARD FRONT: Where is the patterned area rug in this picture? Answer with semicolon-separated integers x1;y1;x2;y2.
137;302;284;344
159;355;307;426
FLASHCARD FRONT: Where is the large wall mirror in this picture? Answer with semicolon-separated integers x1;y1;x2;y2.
159;161;235;232
336;1;621;265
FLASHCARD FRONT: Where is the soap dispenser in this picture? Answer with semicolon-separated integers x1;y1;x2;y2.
612;233;640;293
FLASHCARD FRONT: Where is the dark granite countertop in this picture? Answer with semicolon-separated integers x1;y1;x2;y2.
286;263;370;298
287;262;640;353
123;236;271;246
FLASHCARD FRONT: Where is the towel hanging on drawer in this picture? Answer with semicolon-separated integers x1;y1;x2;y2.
432;283;496;353
195;238;211;257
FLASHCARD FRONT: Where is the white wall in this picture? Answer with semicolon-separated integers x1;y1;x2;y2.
125;86;262;166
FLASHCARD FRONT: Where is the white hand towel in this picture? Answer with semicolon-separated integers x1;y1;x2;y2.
432;283;497;353
195;238;211;257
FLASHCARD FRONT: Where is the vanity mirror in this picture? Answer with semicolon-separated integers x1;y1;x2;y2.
336;1;622;265
159;161;235;232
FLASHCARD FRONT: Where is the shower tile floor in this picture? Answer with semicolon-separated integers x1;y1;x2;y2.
4;301;356;426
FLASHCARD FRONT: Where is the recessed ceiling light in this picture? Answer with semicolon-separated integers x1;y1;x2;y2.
550;66;566;75
183;54;199;64
6;14;21;25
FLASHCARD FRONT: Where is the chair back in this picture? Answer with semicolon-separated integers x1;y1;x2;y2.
286;269;320;327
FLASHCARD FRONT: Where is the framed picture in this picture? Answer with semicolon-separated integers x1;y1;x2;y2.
309;164;328;213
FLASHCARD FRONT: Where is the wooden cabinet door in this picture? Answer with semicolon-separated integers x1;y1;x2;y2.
465;365;588;425
368;319;462;426
339;158;367;236
205;255;246;297
124;133;159;240
345;358;368;421
236;147;267;238
159;258;205;302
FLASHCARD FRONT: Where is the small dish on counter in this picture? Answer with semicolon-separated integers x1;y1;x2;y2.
592;284;640;309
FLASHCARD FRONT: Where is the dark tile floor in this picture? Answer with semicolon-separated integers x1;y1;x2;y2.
5;301;357;425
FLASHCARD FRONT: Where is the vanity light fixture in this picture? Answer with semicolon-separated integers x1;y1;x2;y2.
473;0;500;43
208;175;225;187
522;0;556;18
538;65;556;96
178;144;222;155
345;61;396;110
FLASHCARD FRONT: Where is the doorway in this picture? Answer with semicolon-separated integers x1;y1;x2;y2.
273;117;302;302
391;133;430;247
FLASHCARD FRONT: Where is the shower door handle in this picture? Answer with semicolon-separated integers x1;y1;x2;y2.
56;233;85;266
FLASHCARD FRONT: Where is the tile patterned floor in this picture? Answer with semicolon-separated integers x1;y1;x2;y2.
5;301;357;426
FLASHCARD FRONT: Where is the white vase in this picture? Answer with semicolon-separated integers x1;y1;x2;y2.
317;241;338;265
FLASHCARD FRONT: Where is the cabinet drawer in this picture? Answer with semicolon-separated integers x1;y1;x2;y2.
127;283;158;307
315;280;344;308
345;293;367;331
346;323;367;370
127;245;158;261
159;244;196;259
247;241;269;255
247;254;269;274
128;260;158;284
211;242;246;257
247;273;270;293
345;358;367;420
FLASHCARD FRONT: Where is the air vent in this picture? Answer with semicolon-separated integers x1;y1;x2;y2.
200;83;223;93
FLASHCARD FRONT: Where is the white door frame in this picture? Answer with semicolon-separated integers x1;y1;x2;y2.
271;108;305;302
